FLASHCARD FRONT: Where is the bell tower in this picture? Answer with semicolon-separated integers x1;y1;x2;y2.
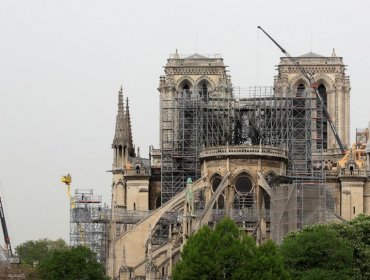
274;50;350;151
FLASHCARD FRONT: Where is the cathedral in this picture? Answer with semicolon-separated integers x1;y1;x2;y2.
106;50;370;280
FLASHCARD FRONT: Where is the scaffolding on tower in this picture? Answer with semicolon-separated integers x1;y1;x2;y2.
70;189;109;264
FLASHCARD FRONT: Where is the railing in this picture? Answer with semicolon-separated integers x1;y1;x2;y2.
339;169;367;177
199;145;288;159
124;168;151;176
209;208;270;222
168;53;223;59
325;170;339;177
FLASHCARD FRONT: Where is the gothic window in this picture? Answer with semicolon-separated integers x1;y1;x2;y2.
199;81;209;101
211;174;222;193
233;173;254;209
211;174;225;209
182;84;191;99
317;84;328;149
296;84;305;98
235;174;253;193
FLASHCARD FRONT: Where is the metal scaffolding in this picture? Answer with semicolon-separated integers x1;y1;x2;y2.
233;87;327;243
70;189;108;264
160;87;234;204
160;84;332;242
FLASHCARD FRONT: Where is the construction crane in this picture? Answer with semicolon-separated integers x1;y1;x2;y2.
257;26;347;155
60;174;86;245
0;196;15;262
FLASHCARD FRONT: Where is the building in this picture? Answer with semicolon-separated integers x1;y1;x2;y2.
104;51;370;280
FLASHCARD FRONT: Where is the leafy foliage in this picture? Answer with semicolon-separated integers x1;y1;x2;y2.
281;224;353;280
173;217;289;280
15;238;68;266
37;246;108;280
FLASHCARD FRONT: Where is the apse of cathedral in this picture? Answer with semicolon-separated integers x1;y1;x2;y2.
106;51;370;280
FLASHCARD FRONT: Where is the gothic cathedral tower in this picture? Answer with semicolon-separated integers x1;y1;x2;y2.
274;50;350;151
157;51;233;203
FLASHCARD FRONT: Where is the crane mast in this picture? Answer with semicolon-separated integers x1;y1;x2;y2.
0;196;13;258
257;26;346;154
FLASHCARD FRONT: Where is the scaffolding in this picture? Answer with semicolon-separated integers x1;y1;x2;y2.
160;84;333;242
70;189;108;264
233;87;327;243
160;87;234;204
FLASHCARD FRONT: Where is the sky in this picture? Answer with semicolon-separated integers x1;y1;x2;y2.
0;0;370;248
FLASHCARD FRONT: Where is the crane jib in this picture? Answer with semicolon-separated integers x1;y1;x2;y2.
257;26;346;155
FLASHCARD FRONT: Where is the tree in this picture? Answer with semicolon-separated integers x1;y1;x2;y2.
38;246;108;280
15;238;68;266
280;224;353;280
173;217;289;280
332;214;370;279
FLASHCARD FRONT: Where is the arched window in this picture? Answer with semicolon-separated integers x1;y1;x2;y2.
235;174;253;194
211;174;222;193
183;84;191;99
199;82;209;101
296;84;305;98
233;173;254;209
211;175;225;209
213;194;225;209
317;84;328;149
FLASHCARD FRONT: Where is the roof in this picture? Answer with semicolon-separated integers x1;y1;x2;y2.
299;52;325;58
184;53;209;59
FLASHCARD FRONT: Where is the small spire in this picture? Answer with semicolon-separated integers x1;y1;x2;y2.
137;147;140;158
174;49;180;59
125;97;129;111
331;48;337;57
118;86;124;113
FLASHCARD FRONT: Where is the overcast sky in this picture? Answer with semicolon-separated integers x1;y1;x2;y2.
1;0;369;247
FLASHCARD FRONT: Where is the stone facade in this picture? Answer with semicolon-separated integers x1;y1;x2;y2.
105;51;370;280
274;51;351;150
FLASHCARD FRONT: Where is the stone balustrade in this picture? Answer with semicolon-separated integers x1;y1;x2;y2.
199;145;288;159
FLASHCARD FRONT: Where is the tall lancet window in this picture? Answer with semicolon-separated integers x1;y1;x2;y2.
183;84;191;99
296;84;305;98
318;84;328;149
199;82;209;101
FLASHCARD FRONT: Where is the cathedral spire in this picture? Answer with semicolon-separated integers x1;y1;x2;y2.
112;86;136;168
125;97;135;157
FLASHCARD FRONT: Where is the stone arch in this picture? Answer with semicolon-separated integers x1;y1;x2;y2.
291;78;310;97
194;75;216;90
231;169;255;186
313;74;334;93
289;74;310;90
195;78;213;101
176;76;195;92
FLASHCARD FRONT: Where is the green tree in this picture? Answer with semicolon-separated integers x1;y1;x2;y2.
173;217;289;280
332;214;370;279
37;246;108;280
280;224;353;280
15;238;68;266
